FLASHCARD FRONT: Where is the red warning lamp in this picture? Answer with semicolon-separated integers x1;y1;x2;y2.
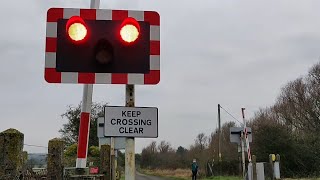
120;17;140;44
66;16;88;42
46;8;161;85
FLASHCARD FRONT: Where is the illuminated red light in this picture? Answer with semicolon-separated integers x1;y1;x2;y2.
120;17;140;44
66;16;88;42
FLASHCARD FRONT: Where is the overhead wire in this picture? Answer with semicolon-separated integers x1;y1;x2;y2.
24;144;48;149
219;105;244;126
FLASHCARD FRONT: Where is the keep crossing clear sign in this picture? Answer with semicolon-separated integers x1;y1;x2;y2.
104;106;158;138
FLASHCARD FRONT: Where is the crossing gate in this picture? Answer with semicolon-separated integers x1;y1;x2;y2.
244;126;252;162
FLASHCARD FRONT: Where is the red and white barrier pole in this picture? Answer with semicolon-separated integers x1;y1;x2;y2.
76;84;93;168
76;0;100;169
241;108;252;163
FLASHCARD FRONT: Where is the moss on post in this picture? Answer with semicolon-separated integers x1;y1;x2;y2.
0;128;24;177
21;151;28;166
100;145;111;180
47;138;65;180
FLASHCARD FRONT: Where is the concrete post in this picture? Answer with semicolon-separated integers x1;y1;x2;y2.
115;150;120;180
100;145;111;180
125;85;135;180
47;138;65;180
276;154;280;162
274;154;281;179
0;128;24;178
252;155;257;180
111;138;116;180
269;154;274;180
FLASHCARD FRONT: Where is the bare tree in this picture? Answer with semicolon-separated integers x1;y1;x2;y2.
140;141;158;168
158;141;172;153
195;133;208;151
145;141;157;154
274;77;319;134
208;122;238;161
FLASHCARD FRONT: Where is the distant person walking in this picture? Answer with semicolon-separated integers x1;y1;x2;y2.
191;159;199;180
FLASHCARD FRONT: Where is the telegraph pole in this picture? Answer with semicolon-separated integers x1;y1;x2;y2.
241;131;246;178
218;104;221;162
241;108;246;179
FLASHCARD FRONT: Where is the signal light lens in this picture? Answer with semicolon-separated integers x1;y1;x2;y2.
120;18;140;44
94;39;114;65
120;24;139;43
66;16;88;42
68;23;87;41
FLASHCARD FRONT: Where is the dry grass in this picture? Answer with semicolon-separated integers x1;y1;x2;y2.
140;169;242;180
284;178;320;180
141;168;191;179
139;170;320;180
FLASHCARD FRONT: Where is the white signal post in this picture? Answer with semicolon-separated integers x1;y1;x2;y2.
76;0;100;169
125;85;135;180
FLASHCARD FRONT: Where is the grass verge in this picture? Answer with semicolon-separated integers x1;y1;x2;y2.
201;176;242;180
140;169;190;180
140;169;241;180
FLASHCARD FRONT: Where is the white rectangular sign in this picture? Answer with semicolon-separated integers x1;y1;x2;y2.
230;127;252;144
104;106;158;138
97;117;126;149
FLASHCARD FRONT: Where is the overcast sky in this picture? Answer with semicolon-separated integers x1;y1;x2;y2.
1;0;320;154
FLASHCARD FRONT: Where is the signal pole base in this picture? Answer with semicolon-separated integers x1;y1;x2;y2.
76;158;87;169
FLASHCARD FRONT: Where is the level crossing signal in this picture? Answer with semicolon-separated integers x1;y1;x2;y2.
45;8;160;85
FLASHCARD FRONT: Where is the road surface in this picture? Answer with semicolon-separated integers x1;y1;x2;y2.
136;172;172;180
